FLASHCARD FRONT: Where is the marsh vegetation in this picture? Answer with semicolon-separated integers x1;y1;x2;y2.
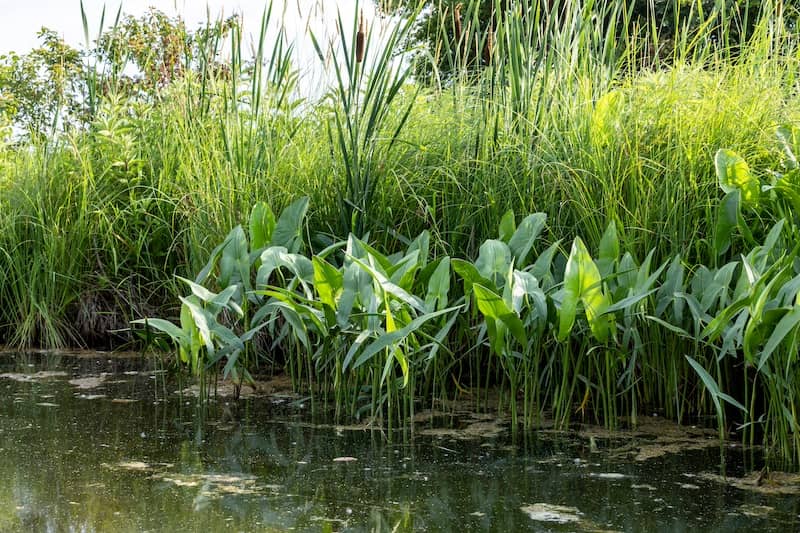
1;0;800;466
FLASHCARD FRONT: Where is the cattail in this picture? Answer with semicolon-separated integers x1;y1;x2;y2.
356;10;365;64
483;24;494;64
453;3;463;45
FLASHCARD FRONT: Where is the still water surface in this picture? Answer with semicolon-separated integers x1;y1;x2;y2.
0;353;797;532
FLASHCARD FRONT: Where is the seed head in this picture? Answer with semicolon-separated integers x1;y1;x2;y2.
356;10;365;63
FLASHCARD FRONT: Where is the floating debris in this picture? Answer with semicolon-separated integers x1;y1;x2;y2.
102;461;173;472
0;371;68;382
739;504;775;517
35;402;59;407
699;471;800;495
111;461;150;471
591;473;628;480
419;420;505;440
69;376;107;390
333;456;358;462
176;375;296;399
631;484;657;491
77;394;106;400
521;503;583;524
310;516;347;525
579;416;719;462
111;398;138;404
154;472;278;498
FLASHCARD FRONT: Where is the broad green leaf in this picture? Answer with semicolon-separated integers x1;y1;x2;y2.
249;201;276;251
776;273;800;307
714;190;740;256
424;257;451;312
452;258;495;296
343;329;373;372
715;149;759;206
675;292;712;333
271;196;309;253
558;237;612;343
475;239;512;287
529;240;560;289
604;288;658;315
508;213;547;268
717;392;747;413
385;346;409;387
617;253;638;291
512;270;548;336
257;247;314;297
263;300;311;349
348;255;426;314
348;235;393;271
195;238;227;285
219;225;250;290
702;297;751;341
406;230;430;270
353;307;458;372
177;276;218;303
510;270;538;314
179;301;200;367
473;283;527;351
221;347;242;380
389;250;421;290
743;264;792;364
257;246;289;288
597;220;619;277
634;250;661;293
131;318;187;345
336;263;360;329
384;294;397;333
180;296;216;357
499;210;516;243
760;219;786;260
759;305;800;371
655;255;684;319
313;257;343;323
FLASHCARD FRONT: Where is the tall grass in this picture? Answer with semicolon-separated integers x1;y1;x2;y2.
1;0;800;459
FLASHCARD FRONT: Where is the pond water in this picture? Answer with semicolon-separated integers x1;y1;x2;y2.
0;353;797;532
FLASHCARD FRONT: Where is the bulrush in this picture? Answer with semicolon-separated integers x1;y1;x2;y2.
483;23;494;64
453;3;463;46
356;10;366;63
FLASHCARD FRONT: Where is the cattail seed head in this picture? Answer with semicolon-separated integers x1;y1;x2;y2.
484;25;494;64
356;10;365;64
453;3;463;45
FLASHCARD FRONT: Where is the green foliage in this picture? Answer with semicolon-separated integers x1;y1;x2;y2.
310;1;423;236
0;30;83;136
381;0;770;82
3;0;800;462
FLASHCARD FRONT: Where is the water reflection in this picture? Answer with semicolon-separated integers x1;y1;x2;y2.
0;354;797;532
